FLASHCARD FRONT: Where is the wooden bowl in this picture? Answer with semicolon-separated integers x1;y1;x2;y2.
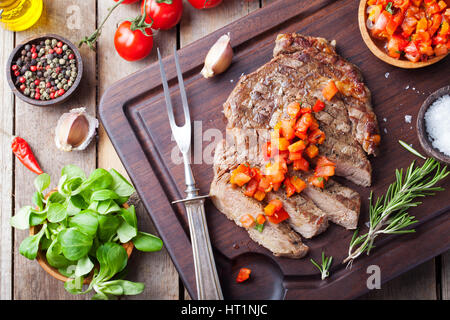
30;190;134;284
417;86;450;164
358;0;448;68
6;34;83;106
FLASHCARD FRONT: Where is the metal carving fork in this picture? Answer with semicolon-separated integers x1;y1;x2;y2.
157;47;223;300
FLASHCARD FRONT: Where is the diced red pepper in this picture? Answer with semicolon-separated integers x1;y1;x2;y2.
293;158;310;172
256;214;266;225
284;177;296;198
253;190;266;201
288;140;308;153
230;173;251;186
295;113;314;133
308;129;326;145
387;34;409;58
305;144;319;159
316;156;336;167
267;207;290;224
404;41;421;61
322;80;339;101
290;176;307;193
280;119;296;140
243;178;259;197
312;99;325;112
372;10;392;38
240;214;255;228
286;102;301;119
386;11;404;35
309;176;325;189
236;268;251;283
288;151;303;161
315;165;336;179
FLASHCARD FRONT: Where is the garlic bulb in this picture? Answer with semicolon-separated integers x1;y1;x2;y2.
55;107;98;152
201;33;233;78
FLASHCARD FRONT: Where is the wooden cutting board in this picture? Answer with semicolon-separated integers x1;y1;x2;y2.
99;0;450;299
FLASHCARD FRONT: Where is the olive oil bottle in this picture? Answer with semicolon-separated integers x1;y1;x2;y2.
0;0;43;31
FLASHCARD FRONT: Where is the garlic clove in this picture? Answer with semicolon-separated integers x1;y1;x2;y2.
55;107;98;152
201;33;233;79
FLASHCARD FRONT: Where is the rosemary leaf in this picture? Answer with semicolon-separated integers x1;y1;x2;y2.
311;252;333;280
399;140;426;159
344;157;448;266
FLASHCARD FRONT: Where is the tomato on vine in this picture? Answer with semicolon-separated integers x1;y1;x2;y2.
114;20;153;61
81;0;143;50
187;0;222;9
141;0;183;30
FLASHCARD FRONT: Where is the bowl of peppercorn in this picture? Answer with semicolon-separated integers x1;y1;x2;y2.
6;34;82;106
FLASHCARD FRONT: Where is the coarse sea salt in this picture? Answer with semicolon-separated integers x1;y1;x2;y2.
425;94;450;156
405;115;412;123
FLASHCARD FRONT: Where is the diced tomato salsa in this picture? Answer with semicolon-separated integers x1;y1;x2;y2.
229;99;337;230
367;0;450;62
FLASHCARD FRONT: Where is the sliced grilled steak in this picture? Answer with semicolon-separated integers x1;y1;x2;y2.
289;170;361;230
210;162;308;258
215;128;360;230
273;33;380;156
265;191;328;238
210;33;375;257
223;34;379;186
213;137;328;238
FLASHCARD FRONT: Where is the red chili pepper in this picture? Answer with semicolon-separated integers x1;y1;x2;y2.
236;268;251;283
11;137;43;175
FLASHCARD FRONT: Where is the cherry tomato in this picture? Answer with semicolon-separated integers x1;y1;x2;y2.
187;0;222;9
141;0;183;30
114;21;153;61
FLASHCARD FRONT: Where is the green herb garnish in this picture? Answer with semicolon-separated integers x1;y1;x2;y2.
386;2;393;14
10;165;163;300
310;252;333;280
399;140;426;159
344;155;448;267
254;223;264;233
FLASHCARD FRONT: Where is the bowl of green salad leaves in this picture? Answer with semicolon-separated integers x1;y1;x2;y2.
11;165;163;300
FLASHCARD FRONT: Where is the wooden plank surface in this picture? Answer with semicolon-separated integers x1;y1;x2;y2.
13;0;97;300
180;0;260;299
96;0;179;300
0;27;14;301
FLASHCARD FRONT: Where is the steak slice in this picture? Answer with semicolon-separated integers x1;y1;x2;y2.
215;129;360;230
265;191;328;239
213;137;328;238
210;167;308;258
290;170;361;229
223;34;379;186
273;33;380;156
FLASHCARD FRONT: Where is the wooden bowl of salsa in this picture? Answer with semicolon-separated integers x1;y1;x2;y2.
358;0;449;68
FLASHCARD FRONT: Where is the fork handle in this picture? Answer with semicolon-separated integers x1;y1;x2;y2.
185;199;223;300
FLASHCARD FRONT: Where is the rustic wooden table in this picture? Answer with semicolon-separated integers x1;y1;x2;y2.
0;0;448;300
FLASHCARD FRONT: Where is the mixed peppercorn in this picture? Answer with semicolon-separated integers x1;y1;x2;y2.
11;38;78;101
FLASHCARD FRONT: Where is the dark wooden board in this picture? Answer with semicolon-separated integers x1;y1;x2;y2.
99;0;450;300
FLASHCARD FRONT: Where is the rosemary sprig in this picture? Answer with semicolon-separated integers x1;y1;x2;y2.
398;140;426;159
344;157;448;267
310;252;333;280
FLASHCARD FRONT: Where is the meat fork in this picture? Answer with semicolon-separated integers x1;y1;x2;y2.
157;47;223;300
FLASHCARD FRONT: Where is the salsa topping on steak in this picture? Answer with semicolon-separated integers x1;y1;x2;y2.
210;33;380;258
